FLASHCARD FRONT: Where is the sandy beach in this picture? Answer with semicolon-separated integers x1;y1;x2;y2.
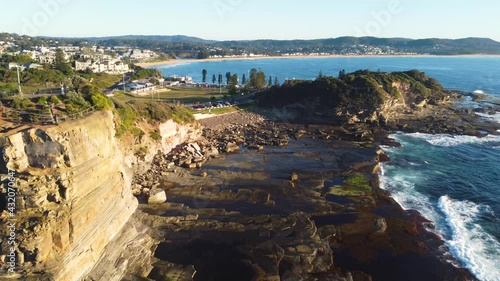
136;54;500;68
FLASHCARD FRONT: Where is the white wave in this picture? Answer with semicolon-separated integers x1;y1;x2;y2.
473;90;486;94
438;196;500;281
475;112;500;124
407;132;500;147
379;164;442;233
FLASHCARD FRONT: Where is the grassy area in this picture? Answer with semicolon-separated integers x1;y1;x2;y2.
0;82;42;95
329;174;372;196
85;72;122;90
111;87;230;104
195;106;239;115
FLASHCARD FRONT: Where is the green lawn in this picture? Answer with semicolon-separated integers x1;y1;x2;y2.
195;106;239;115
111;87;230;104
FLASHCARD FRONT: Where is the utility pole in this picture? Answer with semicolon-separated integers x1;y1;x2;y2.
16;65;23;97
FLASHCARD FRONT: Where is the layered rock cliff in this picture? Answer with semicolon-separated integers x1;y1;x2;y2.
0;110;201;280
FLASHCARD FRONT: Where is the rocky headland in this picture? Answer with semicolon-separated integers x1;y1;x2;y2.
1;69;499;280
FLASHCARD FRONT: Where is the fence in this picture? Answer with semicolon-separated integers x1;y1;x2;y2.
1;105;97;126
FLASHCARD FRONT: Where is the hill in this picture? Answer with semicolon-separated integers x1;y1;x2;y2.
2;32;500;57
255;69;450;124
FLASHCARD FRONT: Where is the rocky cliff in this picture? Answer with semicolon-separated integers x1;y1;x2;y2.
0;110;201;280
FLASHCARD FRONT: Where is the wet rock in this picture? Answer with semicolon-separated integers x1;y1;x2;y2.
381;137;402;148
225;142;240;153
373;218;387;234
376;149;391;163
183;163;197;169
203;147;219;158
251;190;272;205
248;144;264;150
235;189;252;202
148;261;196;281
352;271;373;281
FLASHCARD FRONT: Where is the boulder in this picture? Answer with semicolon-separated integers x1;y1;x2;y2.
148;189;167;204
373;218;387;234
225;142;240;153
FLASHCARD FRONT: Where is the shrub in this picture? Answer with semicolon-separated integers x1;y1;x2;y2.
37;96;48;105
49;95;61;105
90;93;112;110
150;130;162;141
130;127;144;138
12;97;33;109
63;92;91;114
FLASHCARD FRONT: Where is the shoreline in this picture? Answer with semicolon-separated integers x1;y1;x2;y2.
136;54;500;68
133;110;480;280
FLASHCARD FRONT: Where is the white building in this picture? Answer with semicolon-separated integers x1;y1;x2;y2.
125;82;156;95
74;60;130;74
170;76;193;83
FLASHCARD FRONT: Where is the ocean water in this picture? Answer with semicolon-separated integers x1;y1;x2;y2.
158;56;500;96
156;56;500;281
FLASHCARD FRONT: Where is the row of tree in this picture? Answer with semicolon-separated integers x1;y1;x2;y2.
201;68;279;89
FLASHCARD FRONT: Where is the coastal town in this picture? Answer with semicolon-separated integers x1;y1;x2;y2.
0;33;424;77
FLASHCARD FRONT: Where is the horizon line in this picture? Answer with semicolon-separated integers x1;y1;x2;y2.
1;32;499;43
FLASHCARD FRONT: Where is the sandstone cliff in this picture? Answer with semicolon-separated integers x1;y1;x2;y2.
0;110;201;280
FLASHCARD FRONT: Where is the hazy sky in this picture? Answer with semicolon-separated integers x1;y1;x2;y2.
1;0;499;41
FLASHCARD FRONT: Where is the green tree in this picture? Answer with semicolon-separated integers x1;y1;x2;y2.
212;74;216;84
54;49;73;75
76;85;111;110
64;91;91;113
274;77;279;86
256;70;266;89
0;54;34;64
202;69;207;83
218;73;223;85
81;84;100;98
242;74;246;85
225;72;231;85
197;50;209;59
230;74;238;86
228;74;239;95
318;70;323;79
249;68;266;89
249;68;257;87
268;76;272;87
339;69;346;78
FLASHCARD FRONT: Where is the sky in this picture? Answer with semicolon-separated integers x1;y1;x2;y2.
1;0;500;41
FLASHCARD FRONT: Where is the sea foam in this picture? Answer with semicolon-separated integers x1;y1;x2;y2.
408;132;500;147
438;196;500;281
379;164;442;232
475;112;500;124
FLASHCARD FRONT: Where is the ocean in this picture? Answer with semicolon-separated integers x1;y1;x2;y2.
157;56;500;281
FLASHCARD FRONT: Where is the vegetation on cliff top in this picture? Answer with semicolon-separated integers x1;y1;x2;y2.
256;69;445;111
113;99;194;137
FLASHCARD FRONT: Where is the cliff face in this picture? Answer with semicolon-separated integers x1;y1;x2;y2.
121;119;202;175
0;111;201;280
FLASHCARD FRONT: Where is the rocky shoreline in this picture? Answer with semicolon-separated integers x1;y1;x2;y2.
129;106;497;280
